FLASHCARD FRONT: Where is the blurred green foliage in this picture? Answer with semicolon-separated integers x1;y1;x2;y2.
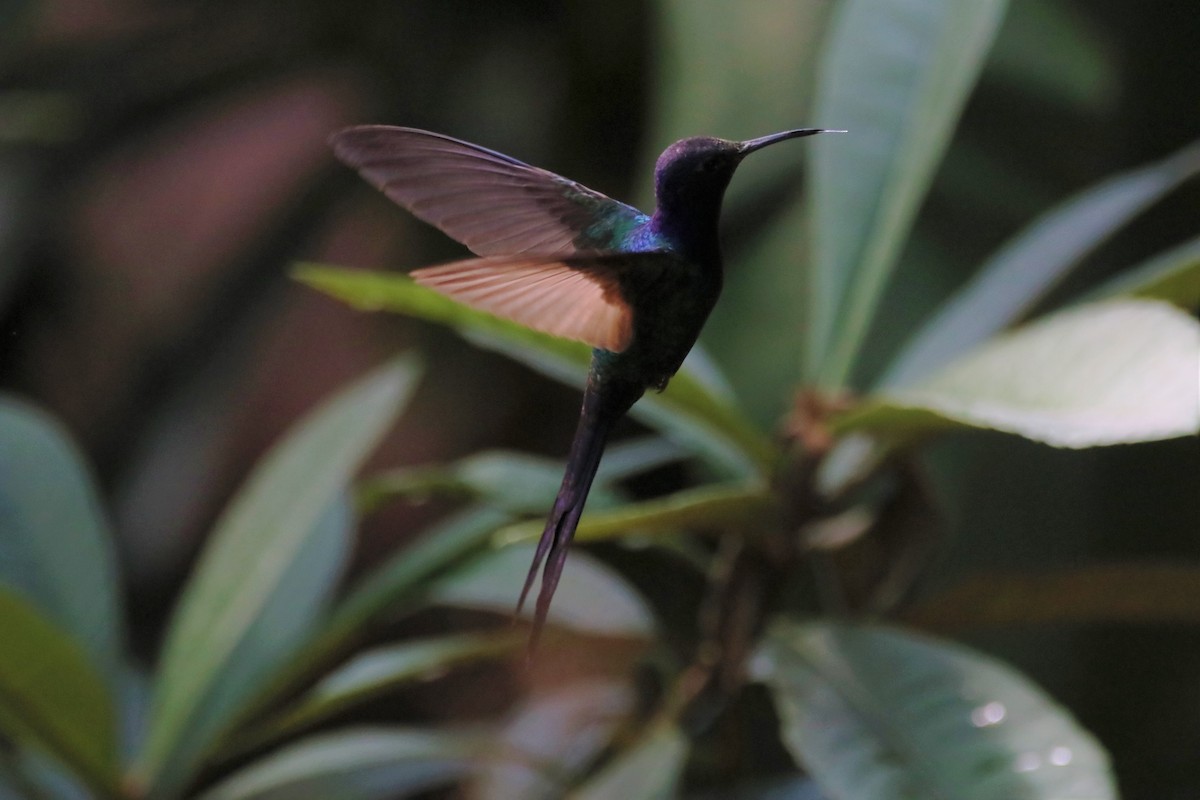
1;1;1198;799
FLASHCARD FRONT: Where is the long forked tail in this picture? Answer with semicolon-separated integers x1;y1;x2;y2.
517;380;639;652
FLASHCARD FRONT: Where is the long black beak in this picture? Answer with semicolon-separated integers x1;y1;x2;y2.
739;128;846;156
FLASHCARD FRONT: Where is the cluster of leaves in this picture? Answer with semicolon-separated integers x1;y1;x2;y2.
2;0;1199;798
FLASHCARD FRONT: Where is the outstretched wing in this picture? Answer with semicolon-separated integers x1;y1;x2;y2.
331;126;649;257
411;252;681;352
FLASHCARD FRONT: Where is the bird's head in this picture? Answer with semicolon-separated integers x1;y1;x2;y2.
653;129;840;218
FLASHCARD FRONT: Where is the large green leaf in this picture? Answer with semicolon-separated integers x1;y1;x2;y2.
568;720;688;800
433;544;654;638
141;359;419;796
884;140;1200;388
754;621;1117;800
0;398;124;685
836;299;1200;447
806;0;1008;387
295;264;772;477
196;728;480;800
0;587;120;798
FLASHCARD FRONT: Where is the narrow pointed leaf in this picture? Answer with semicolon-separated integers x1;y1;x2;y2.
568;722;688;800
754;621;1117;800
358;438;683;516
358;450;625;516
0;587;119;798
323;507;512;644
0;398;124;685
142;359;418;794
433;545;654;638
1;748;96;800
197;727;480;800
304;633;520;711
835;299;1200;447
885;140;1200;388
221;507;511;751
807;0;1008;387
495;482;776;547
230;633;519;754
295;264;773;476
443;442;679;514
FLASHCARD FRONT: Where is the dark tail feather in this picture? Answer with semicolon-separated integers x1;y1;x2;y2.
517;384;630;652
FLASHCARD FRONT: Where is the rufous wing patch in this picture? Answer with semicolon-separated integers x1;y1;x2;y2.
411;256;635;351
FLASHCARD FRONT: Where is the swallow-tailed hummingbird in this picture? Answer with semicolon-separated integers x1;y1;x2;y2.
331;124;841;650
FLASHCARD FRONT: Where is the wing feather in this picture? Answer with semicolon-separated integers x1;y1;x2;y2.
331;126;649;256
409;254;689;352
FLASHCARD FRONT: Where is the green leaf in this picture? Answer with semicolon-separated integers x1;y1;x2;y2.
644;0;830;179
217;507;511;759
434;545;654;638
302;633;519;711
141;358;419;795
196;728;480;800
495;482;776;547
836;299;1200;447
295;264;773;477
984;1;1118;112
884;140;1200;388
359;451;621;517
0;587;120;798
568;721;688;800
1086;234;1200;310
0;749;95;800
323;507;512;646
358;437;684;517
806;0;1008;388
0;397;124;685
230;633;519;755
754;620;1117;800
704;218;821;428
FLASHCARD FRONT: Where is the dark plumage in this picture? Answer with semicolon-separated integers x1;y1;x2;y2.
332;125;840;650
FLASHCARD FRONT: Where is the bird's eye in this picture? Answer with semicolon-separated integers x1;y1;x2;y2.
697;156;721;173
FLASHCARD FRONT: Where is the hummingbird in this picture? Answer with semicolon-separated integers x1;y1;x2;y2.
331;124;840;649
